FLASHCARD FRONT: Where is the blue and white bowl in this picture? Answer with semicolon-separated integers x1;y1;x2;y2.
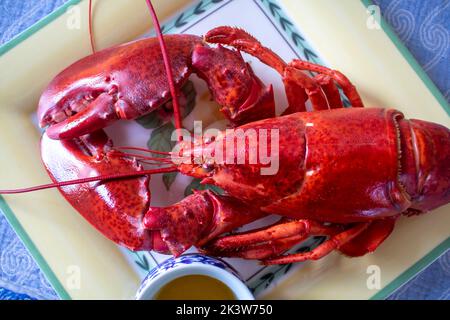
135;254;254;300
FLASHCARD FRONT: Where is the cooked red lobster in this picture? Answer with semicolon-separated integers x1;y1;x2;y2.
2;5;449;265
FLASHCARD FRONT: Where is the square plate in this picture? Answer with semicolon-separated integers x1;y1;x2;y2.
0;0;448;299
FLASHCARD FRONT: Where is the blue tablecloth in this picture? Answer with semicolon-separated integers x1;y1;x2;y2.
0;0;449;300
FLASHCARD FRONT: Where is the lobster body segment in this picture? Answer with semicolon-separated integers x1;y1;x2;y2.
181;108;414;223
263;108;410;222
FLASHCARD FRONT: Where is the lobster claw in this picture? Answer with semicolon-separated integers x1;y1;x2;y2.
40;130;166;251
38;32;277;140
38;35;203;139
44;93;119;140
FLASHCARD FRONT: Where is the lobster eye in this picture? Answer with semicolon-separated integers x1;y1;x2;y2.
204;136;215;144
202;163;214;172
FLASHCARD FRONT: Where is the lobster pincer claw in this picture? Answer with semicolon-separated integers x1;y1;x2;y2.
44;93;119;140
143;190;267;256
38;35;203;140
40;130;160;251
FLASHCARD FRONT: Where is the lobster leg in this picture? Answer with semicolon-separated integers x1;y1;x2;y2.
205;217;396;263
283;67;329;112
205;27;365;112
220;234;309;260
263;223;370;265
289;60;364;108
337;217;397;257
203;219;342;260
314;74;344;109
205;27;328;113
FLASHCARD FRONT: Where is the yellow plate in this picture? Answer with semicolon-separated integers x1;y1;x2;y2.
0;0;448;300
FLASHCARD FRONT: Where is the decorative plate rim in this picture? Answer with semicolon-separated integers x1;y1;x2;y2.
0;0;448;300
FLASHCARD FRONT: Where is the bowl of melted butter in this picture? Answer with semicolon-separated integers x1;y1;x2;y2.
135;254;253;300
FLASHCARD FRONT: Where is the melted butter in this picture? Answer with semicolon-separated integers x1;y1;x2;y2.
154;275;236;300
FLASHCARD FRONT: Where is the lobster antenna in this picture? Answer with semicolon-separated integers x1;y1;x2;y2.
144;0;183;142
88;0;96;53
0;166;178;194
115;152;173;163
115;146;172;156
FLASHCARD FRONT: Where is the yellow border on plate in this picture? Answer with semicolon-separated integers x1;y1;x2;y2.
0;0;448;299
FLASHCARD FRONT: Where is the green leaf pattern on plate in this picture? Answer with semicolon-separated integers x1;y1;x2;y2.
184;178;224;197
133;252;150;271
136;80;197;190
147;122;176;157
162;171;178;191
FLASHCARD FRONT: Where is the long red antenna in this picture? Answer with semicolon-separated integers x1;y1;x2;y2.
144;0;183;141
0;166;177;194
88;0;96;53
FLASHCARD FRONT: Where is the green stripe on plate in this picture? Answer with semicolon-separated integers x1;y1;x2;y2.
361;0;450;116
0;0;82;56
370;238;450;300
0;196;71;300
